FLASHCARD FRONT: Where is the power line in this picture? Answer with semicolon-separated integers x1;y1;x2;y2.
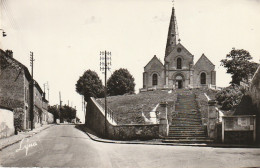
1;0;31;55
1;0;18;31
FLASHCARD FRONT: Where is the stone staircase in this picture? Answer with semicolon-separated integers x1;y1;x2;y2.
164;89;211;143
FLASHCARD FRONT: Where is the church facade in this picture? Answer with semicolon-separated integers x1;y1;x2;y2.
143;7;216;90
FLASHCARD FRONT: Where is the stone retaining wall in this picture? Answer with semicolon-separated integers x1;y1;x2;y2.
85;97;160;140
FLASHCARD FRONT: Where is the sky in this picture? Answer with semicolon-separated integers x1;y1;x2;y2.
1;0;260;123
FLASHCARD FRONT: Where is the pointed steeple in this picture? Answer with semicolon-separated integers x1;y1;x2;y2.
165;7;177;58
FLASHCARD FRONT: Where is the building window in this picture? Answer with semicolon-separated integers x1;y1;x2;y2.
152;74;158;86
201;72;206;84
177;58;182;69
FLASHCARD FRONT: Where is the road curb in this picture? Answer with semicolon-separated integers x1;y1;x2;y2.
83;130;210;147
82;129;260;148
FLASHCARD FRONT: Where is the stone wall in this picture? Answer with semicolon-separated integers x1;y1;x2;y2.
85;97;160;140
224;131;254;144
110;125;160;140
215;123;255;144
0;107;15;138
0;62;29;130
0;67;25;109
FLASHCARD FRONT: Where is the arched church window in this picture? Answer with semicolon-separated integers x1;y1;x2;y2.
201;72;206;84
152;74;158;86
177;58;182;69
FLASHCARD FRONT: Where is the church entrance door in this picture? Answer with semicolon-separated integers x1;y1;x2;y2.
177;80;182;89
175;75;183;89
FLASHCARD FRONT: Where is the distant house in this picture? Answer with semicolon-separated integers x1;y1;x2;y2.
0;49;31;130
42;95;49;125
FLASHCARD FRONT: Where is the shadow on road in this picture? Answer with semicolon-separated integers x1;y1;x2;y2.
74;124;100;139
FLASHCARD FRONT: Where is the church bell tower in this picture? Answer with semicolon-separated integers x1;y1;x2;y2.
165;7;178;58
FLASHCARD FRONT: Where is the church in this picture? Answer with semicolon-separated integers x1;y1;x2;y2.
142;7;216;90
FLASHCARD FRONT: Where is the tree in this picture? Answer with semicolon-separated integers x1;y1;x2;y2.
76;70;104;101
107;68;135;96
60;105;76;122
221;48;259;85
48;105;59;122
215;85;244;110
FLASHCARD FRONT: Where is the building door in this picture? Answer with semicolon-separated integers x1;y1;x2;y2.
175;75;183;89
177;80;182;88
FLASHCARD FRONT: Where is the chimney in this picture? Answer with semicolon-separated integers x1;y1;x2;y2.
43;92;46;100
5;50;13;58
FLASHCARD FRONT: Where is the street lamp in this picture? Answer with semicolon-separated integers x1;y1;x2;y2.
0;29;7;37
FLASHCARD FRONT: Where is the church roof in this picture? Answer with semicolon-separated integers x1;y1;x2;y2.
144;55;164;69
165;42;194;62
194;54;215;67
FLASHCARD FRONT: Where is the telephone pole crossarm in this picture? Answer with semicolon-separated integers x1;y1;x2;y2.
100;50;112;138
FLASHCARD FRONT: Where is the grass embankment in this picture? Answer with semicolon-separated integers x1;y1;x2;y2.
97;90;176;125
97;88;221;125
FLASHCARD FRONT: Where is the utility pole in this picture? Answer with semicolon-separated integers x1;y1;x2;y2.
59;91;62;123
29;52;35;130
100;50;111;138
43;82;47;99
47;82;49;101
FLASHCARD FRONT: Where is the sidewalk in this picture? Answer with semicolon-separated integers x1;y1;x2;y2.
0;124;54;150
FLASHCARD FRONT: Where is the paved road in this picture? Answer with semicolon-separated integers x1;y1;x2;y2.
0;125;260;168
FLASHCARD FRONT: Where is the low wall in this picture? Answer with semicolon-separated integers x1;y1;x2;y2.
0;107;15;138
222;115;256;144
85;97;160;140
108;124;159;140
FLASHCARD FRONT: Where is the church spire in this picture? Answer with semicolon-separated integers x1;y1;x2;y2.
165;6;179;57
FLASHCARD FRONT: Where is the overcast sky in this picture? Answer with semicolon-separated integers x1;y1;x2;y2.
1;0;260;122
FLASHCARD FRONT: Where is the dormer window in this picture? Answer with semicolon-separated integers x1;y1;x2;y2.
177;58;182;69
